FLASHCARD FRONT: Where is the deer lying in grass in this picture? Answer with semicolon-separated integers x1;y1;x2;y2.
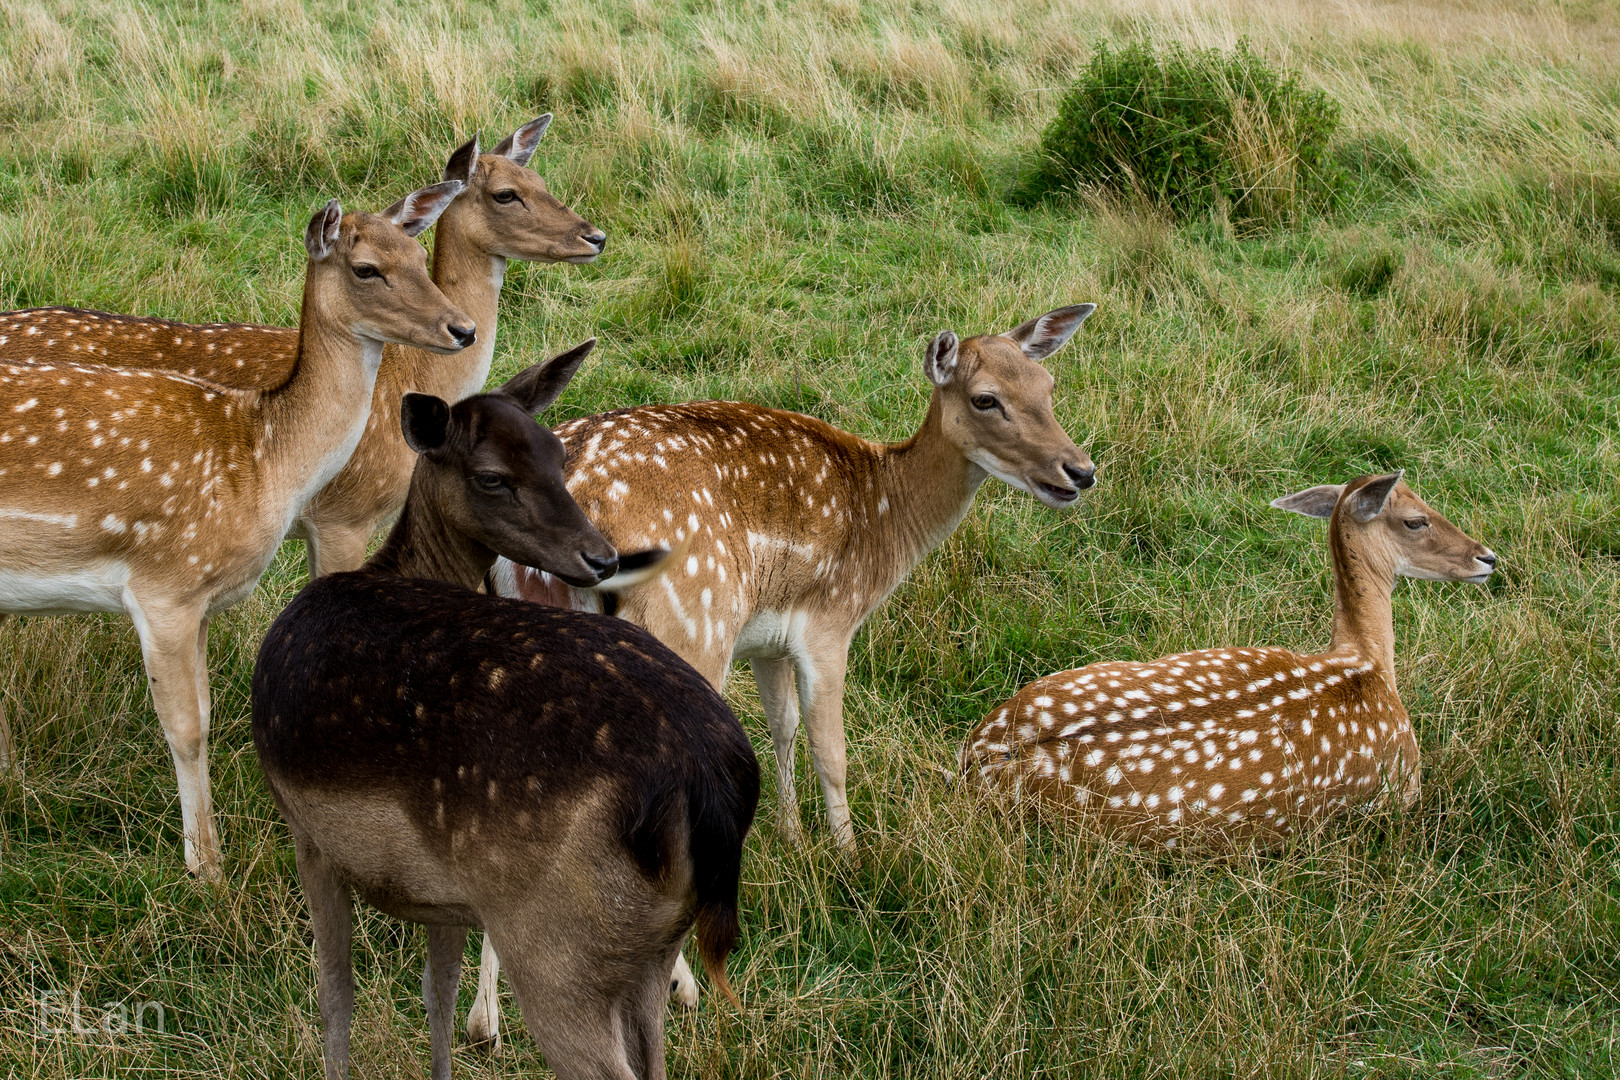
0;117;603;577
460;306;1095;1032
960;472;1497;845
0;183;472;877
252;342;758;1080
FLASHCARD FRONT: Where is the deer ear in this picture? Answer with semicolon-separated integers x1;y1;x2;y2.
401;393;452;454
443;133;480;186
923;331;959;387
1003;304;1096;361
1347;470;1404;522
497;338;596;416
491;114;552;167
382;179;465;238
305;199;342;261
1270;484;1343;520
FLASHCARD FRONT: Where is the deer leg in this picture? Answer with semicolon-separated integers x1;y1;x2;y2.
130;596;221;879
498;940;640;1080
465;934;503;1051
305;520;374;579
668;951;697;1008
750;657;802;842
0;614;14;774
294;836;354;1080
625;953;675;1080
424;924;468;1080
796;642;855;850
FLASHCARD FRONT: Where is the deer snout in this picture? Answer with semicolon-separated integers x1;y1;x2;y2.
1472;550;1498;578
584;230;606;253
1064;461;1097;490
581;549;619;581
1031;450;1096;507
448;323;477;350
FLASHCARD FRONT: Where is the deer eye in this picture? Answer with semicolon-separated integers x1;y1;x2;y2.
493;190;519;204
473;472;508;492
1404;517;1428;531
971;393;999;412
353;265;382;280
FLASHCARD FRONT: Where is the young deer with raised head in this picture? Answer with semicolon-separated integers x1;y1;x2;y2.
960;472;1497;845
0;184;473;878
253;344;758;1080
0;116;603;576
501;304;1097;846
464;307;1095;1032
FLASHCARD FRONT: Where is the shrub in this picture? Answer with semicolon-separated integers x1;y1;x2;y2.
1028;40;1341;221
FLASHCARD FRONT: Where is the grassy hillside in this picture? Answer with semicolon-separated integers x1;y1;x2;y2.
2;0;1618;1075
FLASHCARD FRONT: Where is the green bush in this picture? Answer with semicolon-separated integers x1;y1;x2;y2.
1029;40;1341;220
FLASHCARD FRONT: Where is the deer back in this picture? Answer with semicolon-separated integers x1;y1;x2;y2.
961;645;1409;845
0;308;298;388
252;569;760;919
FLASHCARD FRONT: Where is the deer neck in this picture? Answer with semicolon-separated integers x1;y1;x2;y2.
1327;520;1399;689
365;473;493;590
260;280;386;503
876;392;988;569
386;213;503;402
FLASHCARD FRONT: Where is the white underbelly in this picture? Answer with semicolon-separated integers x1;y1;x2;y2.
0;562;130;616
732;608;810;663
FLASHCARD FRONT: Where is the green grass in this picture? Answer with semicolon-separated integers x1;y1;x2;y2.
2;0;1618;1076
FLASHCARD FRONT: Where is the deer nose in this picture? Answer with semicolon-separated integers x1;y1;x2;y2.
448;324;476;349
584;231;606;252
581;550;618;579
1063;462;1097;490
1476;551;1497;569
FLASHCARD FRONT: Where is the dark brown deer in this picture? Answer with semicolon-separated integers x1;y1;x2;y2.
0;117;603;577
0;184;472;877
252;341;759;1080
960;472;1497;846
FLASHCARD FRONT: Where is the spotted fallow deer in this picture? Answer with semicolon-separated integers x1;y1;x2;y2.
0;184;474;878
501;305;1096;847
0;117;604;578
960;471;1497;847
252;346;758;1080
463;308;1095;1033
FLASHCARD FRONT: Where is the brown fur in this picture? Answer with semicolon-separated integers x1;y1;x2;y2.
253;353;758;1080
0;118;602;577
0;185;472;877
960;473;1497;846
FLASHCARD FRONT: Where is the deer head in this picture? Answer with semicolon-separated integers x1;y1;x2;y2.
437;117;606;265
924;304;1098;508
399;339;618;586
1272;471;1498;584
304;184;476;354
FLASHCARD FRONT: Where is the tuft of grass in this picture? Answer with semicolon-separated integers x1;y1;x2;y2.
1026;40;1341;223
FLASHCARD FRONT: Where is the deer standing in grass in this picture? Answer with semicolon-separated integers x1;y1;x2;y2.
253;344;758;1080
0;116;603;577
0;183;473;877
960;472;1497;845
461;306;1096;1033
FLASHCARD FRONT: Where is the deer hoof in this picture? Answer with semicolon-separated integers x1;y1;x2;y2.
465;1012;502;1054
